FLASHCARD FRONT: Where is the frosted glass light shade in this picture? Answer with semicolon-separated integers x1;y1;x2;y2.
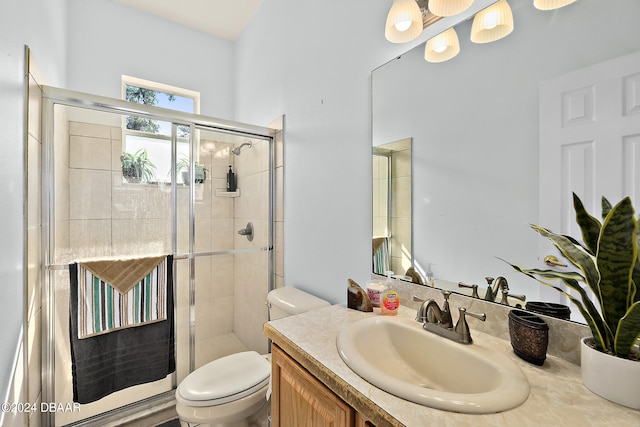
424;28;460;63
470;0;514;44
533;0;577;10
385;0;424;43
429;0;474;17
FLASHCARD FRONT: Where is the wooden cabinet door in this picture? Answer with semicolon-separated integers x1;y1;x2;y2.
271;344;354;427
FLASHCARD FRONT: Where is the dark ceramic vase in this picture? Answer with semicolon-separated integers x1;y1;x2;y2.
508;309;549;366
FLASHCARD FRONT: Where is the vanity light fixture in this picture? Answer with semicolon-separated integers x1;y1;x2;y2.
428;0;474;17
533;0;577;10
424;27;460;63
470;0;514;43
385;0;424;43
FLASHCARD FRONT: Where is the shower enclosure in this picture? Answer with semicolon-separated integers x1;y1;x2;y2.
41;86;276;426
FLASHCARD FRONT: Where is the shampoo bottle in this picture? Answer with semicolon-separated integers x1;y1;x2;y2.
227;165;236;192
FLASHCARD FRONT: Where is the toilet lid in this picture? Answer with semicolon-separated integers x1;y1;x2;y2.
177;351;270;406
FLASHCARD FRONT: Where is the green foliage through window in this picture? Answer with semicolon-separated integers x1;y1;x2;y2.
125;86;176;133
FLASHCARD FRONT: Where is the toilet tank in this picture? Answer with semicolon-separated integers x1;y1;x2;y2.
267;287;330;320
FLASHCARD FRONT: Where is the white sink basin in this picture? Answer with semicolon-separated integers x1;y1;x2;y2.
336;316;530;414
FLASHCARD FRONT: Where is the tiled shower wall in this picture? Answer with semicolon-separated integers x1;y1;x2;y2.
389;144;411;275
372;155;389;239
191;134;264;367
65;118;185;260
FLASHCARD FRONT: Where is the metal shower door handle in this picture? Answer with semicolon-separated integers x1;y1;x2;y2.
238;222;254;241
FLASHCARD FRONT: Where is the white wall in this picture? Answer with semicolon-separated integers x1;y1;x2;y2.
235;0;407;303
0;0;68;412
0;39;27;420
67;0;236;119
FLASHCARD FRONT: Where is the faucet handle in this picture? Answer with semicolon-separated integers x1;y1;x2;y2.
463;308;487;323
454;307;487;344
458;282;479;299
499;289;527;305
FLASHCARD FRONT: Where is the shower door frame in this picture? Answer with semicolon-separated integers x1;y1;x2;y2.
41;85;276;427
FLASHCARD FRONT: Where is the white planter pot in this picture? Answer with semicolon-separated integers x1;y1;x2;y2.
581;337;640;410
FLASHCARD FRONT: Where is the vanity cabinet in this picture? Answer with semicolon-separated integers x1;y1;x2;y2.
271;344;375;427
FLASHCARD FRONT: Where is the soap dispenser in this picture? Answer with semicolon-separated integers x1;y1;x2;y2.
381;271;400;316
384;270;394;288
226;165;236;192
424;263;435;287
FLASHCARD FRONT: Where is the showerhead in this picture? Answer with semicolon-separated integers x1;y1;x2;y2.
231;141;253;155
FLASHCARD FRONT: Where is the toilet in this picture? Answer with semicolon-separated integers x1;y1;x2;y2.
175;286;330;427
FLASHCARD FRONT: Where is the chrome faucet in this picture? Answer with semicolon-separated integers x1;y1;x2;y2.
415;291;452;328
484;276;510;302
492;276;510;300
483;276;526;306
414;291;486;344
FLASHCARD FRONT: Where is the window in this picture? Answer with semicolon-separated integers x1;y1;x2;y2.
121;75;200;183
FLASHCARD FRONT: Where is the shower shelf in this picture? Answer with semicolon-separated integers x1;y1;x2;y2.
215;188;240;198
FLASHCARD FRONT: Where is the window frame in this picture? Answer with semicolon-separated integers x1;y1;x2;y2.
121;75;201;184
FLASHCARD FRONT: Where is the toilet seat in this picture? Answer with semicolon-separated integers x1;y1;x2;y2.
176;351;271;407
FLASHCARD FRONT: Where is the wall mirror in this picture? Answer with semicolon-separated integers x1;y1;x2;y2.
372;0;640;322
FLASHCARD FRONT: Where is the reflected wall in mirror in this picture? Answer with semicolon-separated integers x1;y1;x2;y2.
372;139;416;283
372;0;640;322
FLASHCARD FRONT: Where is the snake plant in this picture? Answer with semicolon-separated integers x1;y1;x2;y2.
505;193;640;360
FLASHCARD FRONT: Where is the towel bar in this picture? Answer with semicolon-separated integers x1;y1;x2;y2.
45;247;271;271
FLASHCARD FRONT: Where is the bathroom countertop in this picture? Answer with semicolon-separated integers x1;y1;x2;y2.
264;304;639;427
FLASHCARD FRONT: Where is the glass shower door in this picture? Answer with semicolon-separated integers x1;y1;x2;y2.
47;104;180;425
41;86;275;426
189;128;273;370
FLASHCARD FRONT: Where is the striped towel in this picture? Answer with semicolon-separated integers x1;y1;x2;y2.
76;257;168;339
373;237;389;275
